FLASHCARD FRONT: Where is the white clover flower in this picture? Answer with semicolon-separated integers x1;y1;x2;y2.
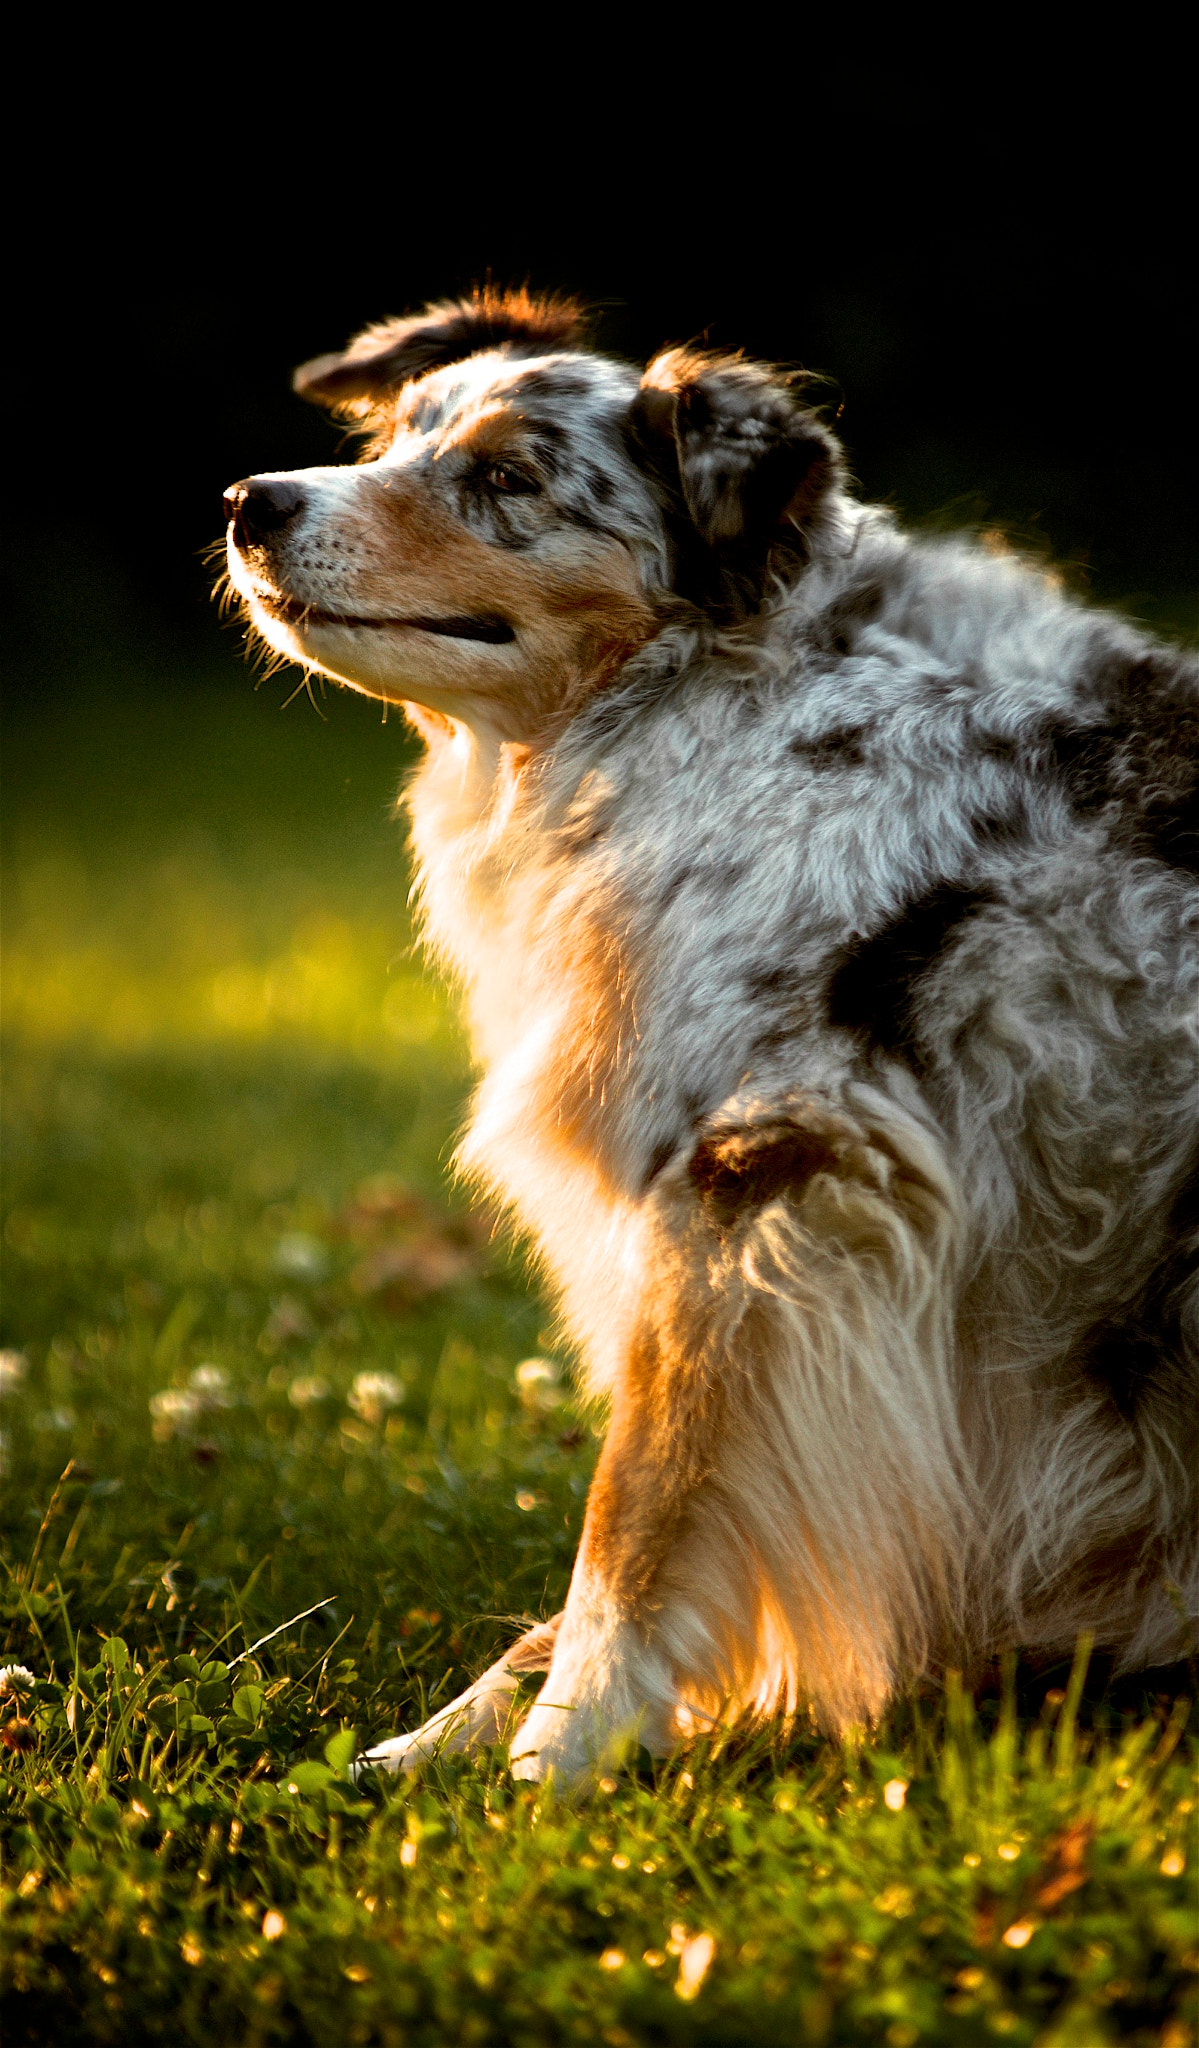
675;1930;716;2001
0;1351;29;1395
150;1388;201;1439
347;1371;404;1424
288;1374;331;1408
515;1356;565;1410
34;1407;75;1434
0;1665;36;1700
189;1364;233;1409
274;1233;330;1283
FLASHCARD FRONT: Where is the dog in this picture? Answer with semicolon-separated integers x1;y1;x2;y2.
223;288;1198;1786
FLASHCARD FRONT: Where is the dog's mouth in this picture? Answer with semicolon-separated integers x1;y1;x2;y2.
257;589;515;645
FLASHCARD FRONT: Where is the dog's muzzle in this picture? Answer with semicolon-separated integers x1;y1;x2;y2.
224;477;304;550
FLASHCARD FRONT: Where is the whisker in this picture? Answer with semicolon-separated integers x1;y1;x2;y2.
280;673;311;711
302;667;327;721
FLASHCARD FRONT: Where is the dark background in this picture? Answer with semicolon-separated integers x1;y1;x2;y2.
8;148;1195;716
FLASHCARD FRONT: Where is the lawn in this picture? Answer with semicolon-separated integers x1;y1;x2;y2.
1;668;1195;2046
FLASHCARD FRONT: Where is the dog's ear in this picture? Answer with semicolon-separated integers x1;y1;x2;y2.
293;288;586;412
627;348;843;611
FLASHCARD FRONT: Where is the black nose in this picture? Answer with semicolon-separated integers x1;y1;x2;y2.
223;476;304;547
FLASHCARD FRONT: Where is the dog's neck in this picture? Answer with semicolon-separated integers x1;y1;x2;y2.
404;712;547;1031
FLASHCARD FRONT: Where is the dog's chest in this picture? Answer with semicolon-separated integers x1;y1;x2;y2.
469;667;966;1195
416;608;1041;1217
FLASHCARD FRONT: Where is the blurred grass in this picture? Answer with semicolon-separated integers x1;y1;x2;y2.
3;674;457;1060
1;669;1196;2045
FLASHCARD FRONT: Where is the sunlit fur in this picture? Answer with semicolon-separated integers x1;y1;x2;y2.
225;293;1199;1785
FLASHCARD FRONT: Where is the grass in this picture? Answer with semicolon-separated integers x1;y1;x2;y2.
2;670;1196;2046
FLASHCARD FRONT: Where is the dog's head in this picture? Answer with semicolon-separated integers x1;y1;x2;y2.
224;289;844;741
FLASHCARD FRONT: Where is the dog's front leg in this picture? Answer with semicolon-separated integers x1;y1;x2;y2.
508;1326;719;1787
509;1081;972;1785
357;1612;562;1776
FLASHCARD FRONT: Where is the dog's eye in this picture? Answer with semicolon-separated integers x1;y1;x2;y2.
485;462;540;496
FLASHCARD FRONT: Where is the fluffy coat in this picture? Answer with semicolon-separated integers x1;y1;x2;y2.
223;291;1199;1783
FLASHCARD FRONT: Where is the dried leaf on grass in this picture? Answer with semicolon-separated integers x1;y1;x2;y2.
1035;1819;1093;1911
348;1237;478;1305
328;1176;490;1306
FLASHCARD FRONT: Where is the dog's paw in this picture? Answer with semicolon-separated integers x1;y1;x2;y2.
506;1670;614;1788
352;1730;430;1781
508;1695;664;1792
352;1721;466;1782
352;1622;565;1783
507;1698;591;1789
353;1687;512;1781
507;1613;677;1788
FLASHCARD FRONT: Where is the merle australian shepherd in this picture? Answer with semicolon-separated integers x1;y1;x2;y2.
223;289;1198;1786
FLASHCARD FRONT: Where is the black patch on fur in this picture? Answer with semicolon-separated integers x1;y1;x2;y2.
644;1134;681;1188
656;502;763;622
689;1121;840;1227
507;367;594;405
1039;646;1199;873
644;1090;712;1192
1079;1165;1199;1421
788;725;870;768
624;355;843;626
739;963;818;1052
658;859;747;910
742;962;808;1000
556;504;627;542
800;580;887;659
657;862;698;908
828;884;997;1066
746;1025;797;1061
978;733;1020;765
972;805;1027;851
